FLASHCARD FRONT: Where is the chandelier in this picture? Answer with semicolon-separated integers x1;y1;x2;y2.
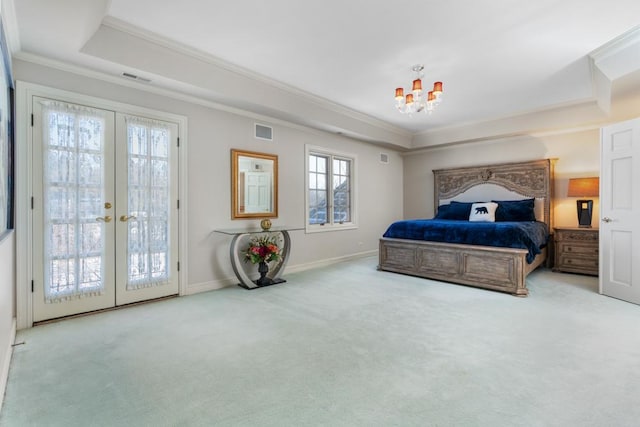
394;65;443;115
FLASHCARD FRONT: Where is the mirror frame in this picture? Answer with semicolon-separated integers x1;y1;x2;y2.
231;149;279;219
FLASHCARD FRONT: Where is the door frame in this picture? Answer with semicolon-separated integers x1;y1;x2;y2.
15;81;189;329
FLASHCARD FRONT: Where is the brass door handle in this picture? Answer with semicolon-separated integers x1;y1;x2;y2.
96;216;112;223
120;215;137;222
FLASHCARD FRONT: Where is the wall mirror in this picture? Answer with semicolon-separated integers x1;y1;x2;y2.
231;149;278;219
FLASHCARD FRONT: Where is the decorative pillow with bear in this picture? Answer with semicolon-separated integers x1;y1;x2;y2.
468;202;499;222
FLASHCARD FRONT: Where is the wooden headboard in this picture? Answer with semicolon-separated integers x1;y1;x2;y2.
433;159;555;229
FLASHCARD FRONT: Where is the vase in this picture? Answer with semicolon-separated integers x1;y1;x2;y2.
260;218;272;231
256;261;273;286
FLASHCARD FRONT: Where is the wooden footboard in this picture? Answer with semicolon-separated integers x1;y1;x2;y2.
378;237;547;296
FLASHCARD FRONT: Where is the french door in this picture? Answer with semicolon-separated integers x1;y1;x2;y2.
32;97;180;322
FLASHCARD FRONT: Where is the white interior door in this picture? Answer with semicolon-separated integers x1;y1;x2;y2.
600;118;640;304
32;99;180;322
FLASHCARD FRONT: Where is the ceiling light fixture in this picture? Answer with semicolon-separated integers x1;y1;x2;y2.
394;65;443;115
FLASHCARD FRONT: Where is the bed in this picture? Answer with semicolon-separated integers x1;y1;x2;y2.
378;159;555;296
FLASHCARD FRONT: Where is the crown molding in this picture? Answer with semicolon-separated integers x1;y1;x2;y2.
13;52;412;149
590;24;640;63
1;0;21;53
100;16;410;139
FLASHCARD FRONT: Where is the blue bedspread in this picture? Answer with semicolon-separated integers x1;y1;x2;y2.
382;219;549;263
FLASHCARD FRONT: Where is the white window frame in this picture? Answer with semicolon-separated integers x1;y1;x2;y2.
305;144;357;233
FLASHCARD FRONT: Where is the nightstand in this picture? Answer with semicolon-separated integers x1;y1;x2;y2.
553;227;599;276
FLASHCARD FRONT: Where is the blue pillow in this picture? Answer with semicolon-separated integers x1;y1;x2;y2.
437;201;474;220
493;198;536;222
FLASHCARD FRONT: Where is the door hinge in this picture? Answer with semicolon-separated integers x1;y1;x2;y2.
31;280;34;293
177;137;180;147
177;199;180;209
177;262;180;272
31;114;34;127
31;197;34;209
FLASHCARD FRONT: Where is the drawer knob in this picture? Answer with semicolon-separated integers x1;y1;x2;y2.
567;260;572;264
567;247;572;251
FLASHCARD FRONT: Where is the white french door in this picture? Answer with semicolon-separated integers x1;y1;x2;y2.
32;97;179;322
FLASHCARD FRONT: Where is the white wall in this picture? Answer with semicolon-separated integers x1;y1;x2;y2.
0;232;15;409
13;59;404;294
403;129;601;228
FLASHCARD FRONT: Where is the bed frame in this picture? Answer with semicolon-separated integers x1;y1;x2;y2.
378;159;554;297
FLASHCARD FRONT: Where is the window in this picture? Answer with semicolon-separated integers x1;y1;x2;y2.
306;145;356;232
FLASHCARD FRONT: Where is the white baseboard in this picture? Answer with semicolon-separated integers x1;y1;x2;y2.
185;250;378;295
0;317;17;412
285;250;378;274
185;277;237;295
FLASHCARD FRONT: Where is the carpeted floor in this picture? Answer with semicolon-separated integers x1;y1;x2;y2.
1;256;639;426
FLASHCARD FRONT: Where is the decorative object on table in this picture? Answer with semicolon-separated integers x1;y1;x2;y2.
394;64;443;116
244;234;282;286
260;218;272;231
567;177;599;228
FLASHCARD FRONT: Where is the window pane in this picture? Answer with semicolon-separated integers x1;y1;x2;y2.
317;156;327;173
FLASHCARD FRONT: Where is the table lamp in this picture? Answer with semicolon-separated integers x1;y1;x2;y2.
567;177;599;228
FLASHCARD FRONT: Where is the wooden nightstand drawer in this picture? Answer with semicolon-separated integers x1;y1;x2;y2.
557;255;599;272
553;227;599;276
558;243;598;257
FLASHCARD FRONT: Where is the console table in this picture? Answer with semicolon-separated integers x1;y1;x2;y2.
214;226;303;289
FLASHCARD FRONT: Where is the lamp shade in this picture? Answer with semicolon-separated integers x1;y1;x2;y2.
567;177;599;197
412;79;422;92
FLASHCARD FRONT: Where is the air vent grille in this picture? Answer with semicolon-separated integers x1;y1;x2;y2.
122;72;152;83
255;123;273;141
380;153;390;164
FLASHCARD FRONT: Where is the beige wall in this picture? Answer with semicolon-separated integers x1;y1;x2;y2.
13;59;404;292
403;129;601;228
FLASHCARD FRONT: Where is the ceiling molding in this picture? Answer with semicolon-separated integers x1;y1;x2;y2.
590;24;640;63
410;97;609;149
13;52;411;149
99;16;411;140
1;0;21;53
590;24;640;81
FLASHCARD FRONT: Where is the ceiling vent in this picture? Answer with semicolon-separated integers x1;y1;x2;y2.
122;72;152;83
255;123;273;141
380;153;390;164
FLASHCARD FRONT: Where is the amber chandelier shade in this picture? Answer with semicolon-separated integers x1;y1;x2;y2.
394;64;443;115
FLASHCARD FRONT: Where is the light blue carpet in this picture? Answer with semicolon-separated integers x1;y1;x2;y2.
2;257;639;426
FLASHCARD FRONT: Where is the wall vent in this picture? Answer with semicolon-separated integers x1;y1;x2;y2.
380;153;390;164
255;123;273;141
122;72;152;83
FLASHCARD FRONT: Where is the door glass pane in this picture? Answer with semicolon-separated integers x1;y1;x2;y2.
126;116;171;290
42;102;107;302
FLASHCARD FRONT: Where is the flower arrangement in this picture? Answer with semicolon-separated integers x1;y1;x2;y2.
244;235;282;264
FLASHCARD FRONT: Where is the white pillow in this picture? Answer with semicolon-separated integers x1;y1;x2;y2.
469;202;498;222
